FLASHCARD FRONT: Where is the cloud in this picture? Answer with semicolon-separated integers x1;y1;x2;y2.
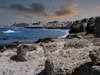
46;3;79;19
0;10;4;17
0;10;4;14
97;6;100;9
59;3;78;9
5;3;47;18
46;10;79;19
4;3;79;19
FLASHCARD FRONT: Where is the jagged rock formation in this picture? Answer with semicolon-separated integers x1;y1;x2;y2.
69;18;88;33
66;32;95;40
94;17;100;37
69;16;100;34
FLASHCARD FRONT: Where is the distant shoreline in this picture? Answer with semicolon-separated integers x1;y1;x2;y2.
26;27;70;29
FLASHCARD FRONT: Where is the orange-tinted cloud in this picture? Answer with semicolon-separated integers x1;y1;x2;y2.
97;6;100;9
46;3;79;19
59;3;78;9
46;10;79;19
0;10;4;13
24;12;33;18
0;10;4;17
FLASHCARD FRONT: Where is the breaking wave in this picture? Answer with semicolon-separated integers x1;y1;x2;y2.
57;29;69;38
2;29;15;33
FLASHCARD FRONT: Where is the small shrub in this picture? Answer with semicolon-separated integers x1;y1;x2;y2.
60;50;64;55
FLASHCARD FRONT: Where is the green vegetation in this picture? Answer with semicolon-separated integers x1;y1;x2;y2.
60;50;64;55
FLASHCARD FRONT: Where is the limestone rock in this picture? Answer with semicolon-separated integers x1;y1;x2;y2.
41;42;57;53
91;66;100;75
89;48;100;65
89;38;100;46
39;49;44;57
83;34;94;39
63;38;90;49
45;52;90;75
17;44;38;61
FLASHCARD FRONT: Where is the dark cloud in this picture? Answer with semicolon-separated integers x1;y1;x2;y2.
6;4;28;12
55;9;73;15
4;3;79;19
5;3;46;18
30;3;45;13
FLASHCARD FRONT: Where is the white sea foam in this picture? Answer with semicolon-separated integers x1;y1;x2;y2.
3;29;14;33
59;31;69;38
55;29;70;38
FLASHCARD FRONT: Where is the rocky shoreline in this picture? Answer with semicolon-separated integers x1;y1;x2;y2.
0;16;100;75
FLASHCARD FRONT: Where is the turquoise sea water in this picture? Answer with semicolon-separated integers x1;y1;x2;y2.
0;28;69;45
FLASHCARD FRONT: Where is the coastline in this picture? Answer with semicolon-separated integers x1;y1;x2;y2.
0;28;70;46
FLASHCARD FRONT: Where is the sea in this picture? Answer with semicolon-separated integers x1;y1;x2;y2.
0;28;70;45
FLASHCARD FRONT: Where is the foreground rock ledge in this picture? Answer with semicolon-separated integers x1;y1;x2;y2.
45;52;91;75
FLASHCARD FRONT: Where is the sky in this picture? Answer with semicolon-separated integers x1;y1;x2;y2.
0;0;100;25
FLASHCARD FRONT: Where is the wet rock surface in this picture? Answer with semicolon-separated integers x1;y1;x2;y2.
2;38;8;40
34;37;58;43
6;43;17;49
0;45;5;52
